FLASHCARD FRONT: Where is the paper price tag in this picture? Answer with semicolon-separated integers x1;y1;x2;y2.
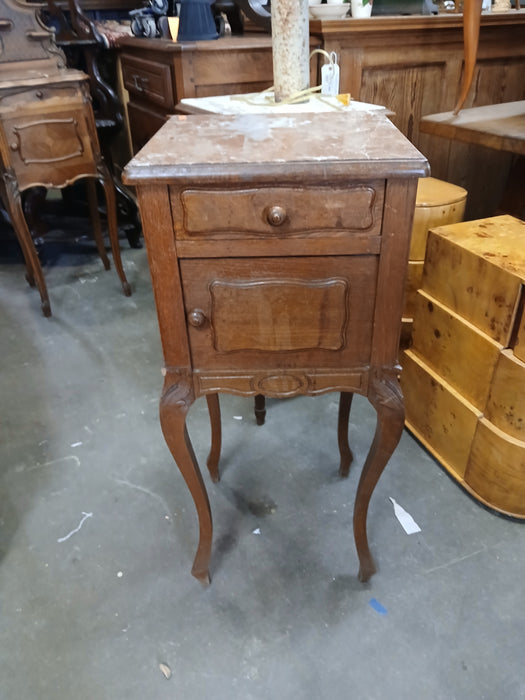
321;62;340;96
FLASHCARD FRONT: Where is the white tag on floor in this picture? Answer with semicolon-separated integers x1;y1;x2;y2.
389;497;421;534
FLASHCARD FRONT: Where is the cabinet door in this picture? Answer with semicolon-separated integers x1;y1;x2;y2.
1;103;97;190
180;256;378;371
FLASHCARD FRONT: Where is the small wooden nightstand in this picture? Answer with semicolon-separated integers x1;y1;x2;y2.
124;110;429;584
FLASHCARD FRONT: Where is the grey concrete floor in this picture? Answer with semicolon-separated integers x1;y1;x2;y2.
1;225;524;700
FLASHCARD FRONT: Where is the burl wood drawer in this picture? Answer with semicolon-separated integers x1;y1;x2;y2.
180;255;379;371
121;55;173;110
171;182;385;239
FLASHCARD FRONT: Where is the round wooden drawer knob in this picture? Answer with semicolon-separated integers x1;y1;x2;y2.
266;205;287;226
188;309;207;327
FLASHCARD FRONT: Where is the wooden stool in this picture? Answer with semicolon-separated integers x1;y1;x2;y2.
402;214;525;518
401;176;467;347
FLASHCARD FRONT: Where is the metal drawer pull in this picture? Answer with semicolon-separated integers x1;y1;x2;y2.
188;309;207;327
132;74;149;92
266;205;287;226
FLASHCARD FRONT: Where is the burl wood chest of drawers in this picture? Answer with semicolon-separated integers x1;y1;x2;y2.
124;110;429;583
402;215;525;518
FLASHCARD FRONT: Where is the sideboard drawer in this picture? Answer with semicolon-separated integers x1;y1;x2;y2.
172;182;385;239
180;255;379;371
121;55;173;109
127;100;167;153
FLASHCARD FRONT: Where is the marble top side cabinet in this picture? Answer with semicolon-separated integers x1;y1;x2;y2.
124;110;429;584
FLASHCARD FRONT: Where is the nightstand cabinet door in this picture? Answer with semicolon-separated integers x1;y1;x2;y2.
180;255;379;371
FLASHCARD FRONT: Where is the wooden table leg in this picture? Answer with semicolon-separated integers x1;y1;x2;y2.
353;372;404;582
99;162;132;297
160;374;213;584
254;394;266;425
206;393;221;483
338;391;354;477
2;173;51;317
86;178;111;271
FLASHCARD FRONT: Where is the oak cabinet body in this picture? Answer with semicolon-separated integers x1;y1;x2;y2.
124;111;428;582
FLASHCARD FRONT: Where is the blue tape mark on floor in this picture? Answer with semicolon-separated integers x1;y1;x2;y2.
369;598;387;615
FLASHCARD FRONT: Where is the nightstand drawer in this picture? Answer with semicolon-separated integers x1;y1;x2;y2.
180;255;379;371
172;182;385;239
0;85;81;109
121;56;173;109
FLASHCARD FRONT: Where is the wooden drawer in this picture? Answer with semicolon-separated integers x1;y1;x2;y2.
172;182;385;240
485;349;525;441
514;297;525;363
180;255;379;371
121;55;174;110
127;100;167;153
422;215;525;345
0;84;81;109
402;349;481;480
466;418;525;518
410;289;502;411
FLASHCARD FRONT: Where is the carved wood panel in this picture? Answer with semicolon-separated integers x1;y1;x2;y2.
180;255;379;371
209;277;348;352
177;184;384;238
2;104;98;189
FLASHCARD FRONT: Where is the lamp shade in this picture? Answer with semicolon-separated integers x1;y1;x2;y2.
177;0;219;41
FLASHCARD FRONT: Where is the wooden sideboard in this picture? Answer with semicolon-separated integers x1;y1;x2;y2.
119;34;319;153
310;13;525;220
119;15;524;218
402;215;525;519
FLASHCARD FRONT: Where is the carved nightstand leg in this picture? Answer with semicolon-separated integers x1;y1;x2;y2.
338;392;354;477
99;165;132;297
2;173;51;316
86;178;111;271
354;372;404;582
206;394;222;483
160;375;213;584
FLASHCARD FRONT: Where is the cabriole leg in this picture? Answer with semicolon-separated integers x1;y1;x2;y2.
354;372;404;582
86;178;111;271
2;173;51;316
99;164;131;297
160;374;212;584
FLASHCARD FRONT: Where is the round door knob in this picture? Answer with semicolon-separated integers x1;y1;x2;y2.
188;308;207;327
10;141;18;151
266;205;287;226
